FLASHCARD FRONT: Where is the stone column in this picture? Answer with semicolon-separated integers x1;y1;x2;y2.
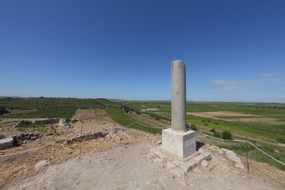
162;60;196;158
171;60;186;132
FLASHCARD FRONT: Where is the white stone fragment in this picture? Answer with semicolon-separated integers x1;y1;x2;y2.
166;162;176;170
170;168;185;177
154;140;162;145
35;160;49;171
201;160;209;167
218;149;225;155
180;151;212;172
153;158;163;164
0;137;13;149
146;152;155;161
222;148;245;169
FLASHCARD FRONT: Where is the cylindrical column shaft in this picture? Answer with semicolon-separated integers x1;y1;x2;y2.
171;60;186;132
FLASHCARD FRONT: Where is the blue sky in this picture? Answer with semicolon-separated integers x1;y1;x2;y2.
0;0;285;102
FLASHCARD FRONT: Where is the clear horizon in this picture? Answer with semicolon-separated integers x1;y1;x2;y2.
1;1;285;103
1;96;285;104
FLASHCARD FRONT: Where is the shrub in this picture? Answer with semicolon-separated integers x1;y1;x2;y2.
276;137;285;143
213;131;221;138
210;128;221;138
210;128;215;133
152;115;160;120
190;124;197;131
0;107;9;115
222;131;232;140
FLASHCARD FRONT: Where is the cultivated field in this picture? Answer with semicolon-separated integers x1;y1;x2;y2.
188;111;281;124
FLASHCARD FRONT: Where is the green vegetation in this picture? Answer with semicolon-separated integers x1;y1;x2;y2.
187;102;285;119
120;100;285;171
222;131;232;140
121;101;285;143
16;124;58;134
219;142;285;170
123;101;285;120
198;135;285;171
3;98;282;141
0;106;9;115
0;97;162;134
0;97;112;118
209;129;232;140
276;137;285;143
211;129;222;138
143;112;170;121
106;108;162;134
189;124;197;131
187;115;285;143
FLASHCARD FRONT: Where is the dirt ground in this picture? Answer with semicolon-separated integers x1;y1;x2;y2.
188;111;280;123
0;110;132;189
4;134;285;190
1;109;285;190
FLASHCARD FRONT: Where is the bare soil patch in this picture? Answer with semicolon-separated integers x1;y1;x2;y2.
72;108;97;120
188;111;280;123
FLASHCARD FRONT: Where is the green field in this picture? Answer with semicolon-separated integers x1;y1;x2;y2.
122;101;285;143
0;97;112;118
1;98;285;141
124;101;285;118
2;98;285;142
0;97;161;134
106;108;162;134
121;100;285;170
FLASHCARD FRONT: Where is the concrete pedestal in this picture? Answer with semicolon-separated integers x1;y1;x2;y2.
162;128;196;158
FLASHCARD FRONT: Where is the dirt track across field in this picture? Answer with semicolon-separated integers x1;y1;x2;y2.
188;111;280;123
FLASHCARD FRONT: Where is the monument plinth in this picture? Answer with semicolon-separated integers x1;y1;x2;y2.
162;60;196;158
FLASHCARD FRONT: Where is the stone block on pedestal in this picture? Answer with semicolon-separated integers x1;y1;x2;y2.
162;128;196;159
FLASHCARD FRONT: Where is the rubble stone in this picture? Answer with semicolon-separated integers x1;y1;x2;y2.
35;160;49;171
201;160;209;167
0;134;6;139
147;146;212;175
63;124;72;130
222;148;245;169
166;162;176;170
66;131;108;145
13;132;42;145
34;119;59;125
15;118;59;128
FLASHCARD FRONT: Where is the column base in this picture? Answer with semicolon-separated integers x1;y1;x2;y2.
162;128;196;158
